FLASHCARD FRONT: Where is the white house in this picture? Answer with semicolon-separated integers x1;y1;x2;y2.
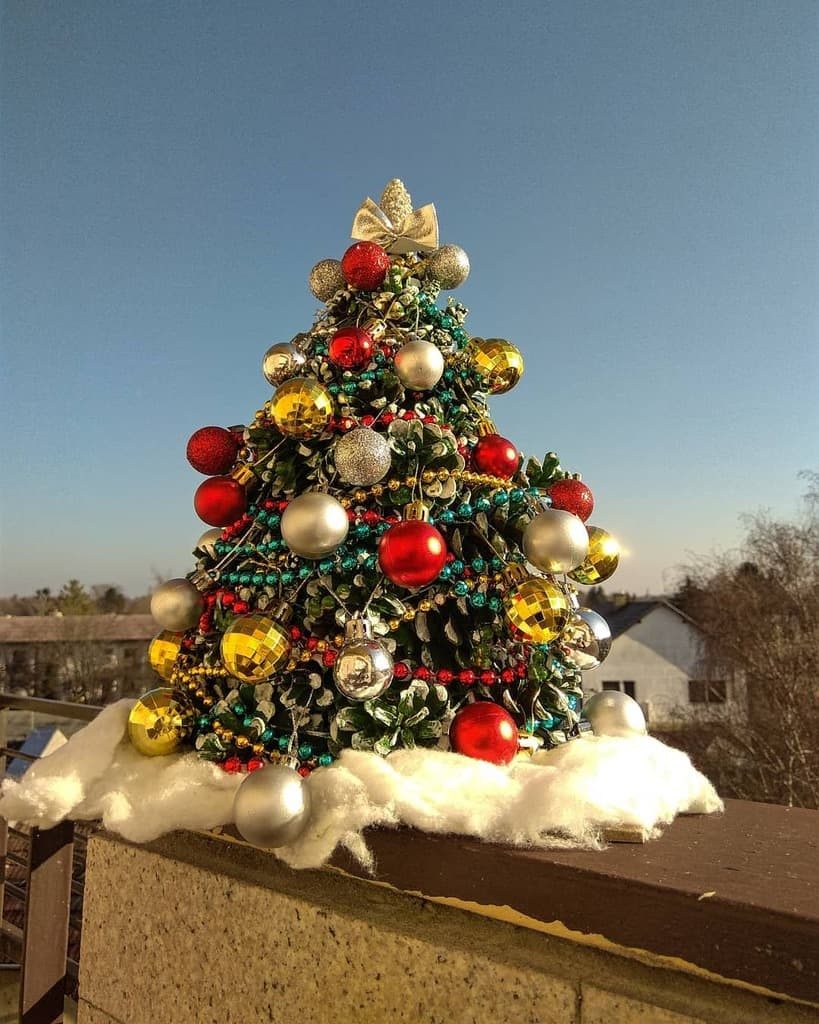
581;599;745;729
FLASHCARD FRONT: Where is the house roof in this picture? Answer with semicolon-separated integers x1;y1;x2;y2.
605;599;699;639
0;614;156;643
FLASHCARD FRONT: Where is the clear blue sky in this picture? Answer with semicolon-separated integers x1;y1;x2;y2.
1;0;817;598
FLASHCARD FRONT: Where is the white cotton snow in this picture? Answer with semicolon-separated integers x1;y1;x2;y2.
0;698;722;870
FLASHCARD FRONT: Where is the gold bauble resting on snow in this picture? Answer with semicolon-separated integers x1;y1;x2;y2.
270;378;334;438
470;338;524;394
148;631;184;682
221;613;292;683
128;688;192;757
569;526;621;585
504;575;571;644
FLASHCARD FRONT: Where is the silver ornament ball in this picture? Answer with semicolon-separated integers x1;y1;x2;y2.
334;427;392;486
333;619;394;701
562;608;612;671
523;508;590;574
309;259;346;302
393;339;445;391
280;491;349;559
262;341;306;387
233;764;312;849
150;578;204;631
582;690;646;738
195;528;223;559
425;244;470;289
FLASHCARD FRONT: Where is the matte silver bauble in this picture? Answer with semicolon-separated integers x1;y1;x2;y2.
334;427;392;486
280;491;349;559
262;341;306;387
393;339;445;391
233;764;312;849
333;619;394;701
150;578;204;631
309;259;346;302
425;244;470;289
195;528;223;559
523;508;590;574
582;690;646;738
562;608;612;671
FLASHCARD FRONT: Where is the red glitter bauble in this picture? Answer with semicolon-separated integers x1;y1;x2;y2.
194;476;247;527
472;433;520;479
341;242;391;291
378;520;448;588
449;702;519;765
547;478;594;522
186;426;240;476
328;327;375;369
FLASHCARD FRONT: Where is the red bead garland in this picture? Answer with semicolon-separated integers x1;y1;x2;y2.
449;702;519;765
472;433;520;479
328;327;375;369
186;426;240;476
341;242;391;291
378;520;448;588
547;478;594;522
194;476;247;526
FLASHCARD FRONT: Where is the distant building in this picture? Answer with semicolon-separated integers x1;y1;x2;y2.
581;599;745;728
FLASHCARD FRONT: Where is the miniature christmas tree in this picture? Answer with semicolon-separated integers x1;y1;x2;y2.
135;180;631;847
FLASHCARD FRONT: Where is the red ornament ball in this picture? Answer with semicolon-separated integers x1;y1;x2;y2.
449;702;519;765
341;242;391;291
194;476;247;527
328;327;375;369
186;426;240;476
547;478;594;522
472;433;520;479
378;520;448;588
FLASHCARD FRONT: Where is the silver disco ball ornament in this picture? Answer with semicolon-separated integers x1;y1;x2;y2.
195;528;223;559
262;341;306;387
393;339;445;391
523;508;590;574
334;427;392;486
562;608;612;671
309;258;346;302
582;690;647;738
280;491;349;559
425;244;470;289
150;578;204;631
333;618;394;701
233;764;312;849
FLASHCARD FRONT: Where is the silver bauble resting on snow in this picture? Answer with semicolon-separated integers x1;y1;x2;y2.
233;764;312;849
393;339;445;391
333;618;394;701
334;427;392;486
562;607;612;671
262;341;306;387
582;690;647;738
150;578;204;631
280;491;349;559
309;258;346;302
425;244;471;289
195;528;223;559
523;508;590;574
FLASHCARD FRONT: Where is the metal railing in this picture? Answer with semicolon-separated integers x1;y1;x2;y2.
0;694;101;1024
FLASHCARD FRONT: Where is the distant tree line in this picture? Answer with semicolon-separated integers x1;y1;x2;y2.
0;580;151;616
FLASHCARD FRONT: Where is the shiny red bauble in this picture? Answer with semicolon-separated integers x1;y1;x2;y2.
186;426;240;476
378;521;448;588
341;242;391;291
449;702;519;765
547;478;594;522
328;327;375;369
472;433;519;479
194;476;247;526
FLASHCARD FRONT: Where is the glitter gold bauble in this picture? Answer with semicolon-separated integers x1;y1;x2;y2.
148;631;183;682
470;338;524;394
504;577;571;644
334;426;392;485
128;688;192;757
568;526;620;585
221;613;292;683
262;341;307;387
425;244;470;289
270;378;334;438
309;259;346;302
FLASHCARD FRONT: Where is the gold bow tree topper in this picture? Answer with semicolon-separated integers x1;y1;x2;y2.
351;179;439;255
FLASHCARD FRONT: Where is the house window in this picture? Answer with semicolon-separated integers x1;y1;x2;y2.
602;681;636;699
688;680;727;704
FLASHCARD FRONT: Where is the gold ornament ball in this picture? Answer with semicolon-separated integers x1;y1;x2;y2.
221;613;292;683
270;378;334;438
262;341;306;387
569;526;621;585
148;631;184;682
470;338;524;394
128;688;192;757
504;577;571;644
150;578;204;631
309;259;346;302
195;527;223;559
425;244;470;289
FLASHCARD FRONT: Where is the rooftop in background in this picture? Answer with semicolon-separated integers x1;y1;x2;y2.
0;615;155;643
604;598;699;639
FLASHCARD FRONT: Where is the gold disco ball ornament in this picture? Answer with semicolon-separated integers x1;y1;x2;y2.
147;631;183;682
128;688;192;757
470;337;524;394
270;378;334;438
569;526;621;585
504;573;571;644
221;613;292;683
